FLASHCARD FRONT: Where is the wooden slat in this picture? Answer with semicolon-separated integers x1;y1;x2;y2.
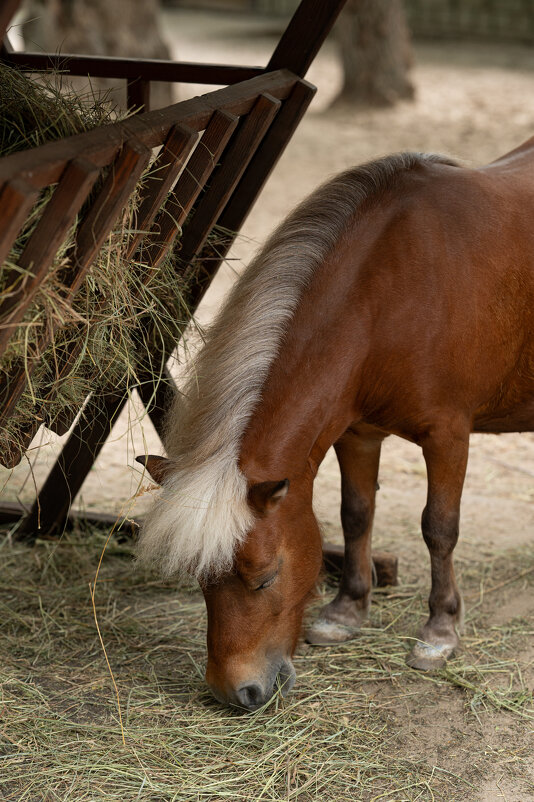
47;112;237;435
0;178;39;266
69;139;151;297
267;0;348;78
122;99;281;448
217;80;316;239
113;88;310;458
40;125;201;436
184;79;316;313
125;124;198;260
0;70;298;189
142;109;239;270
35;125;200;437
0;500;139;540
177;92;281;274
0;140;151;435
15;392;128;540
0;158;100;359
5;50;263;85
127;78;150;114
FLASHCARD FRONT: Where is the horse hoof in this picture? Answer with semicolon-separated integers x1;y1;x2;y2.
406;640;455;671
305;618;360;645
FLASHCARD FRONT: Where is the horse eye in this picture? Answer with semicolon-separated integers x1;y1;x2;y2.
255;574;277;591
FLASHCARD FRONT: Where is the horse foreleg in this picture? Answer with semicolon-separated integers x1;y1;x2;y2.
407;422;470;670
306;428;383;645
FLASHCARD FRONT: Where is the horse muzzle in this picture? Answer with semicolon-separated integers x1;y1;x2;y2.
207;658;296;712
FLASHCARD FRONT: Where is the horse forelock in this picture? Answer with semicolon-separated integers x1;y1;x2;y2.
136;151;459;579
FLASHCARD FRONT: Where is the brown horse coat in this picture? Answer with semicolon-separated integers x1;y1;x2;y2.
138;139;534;710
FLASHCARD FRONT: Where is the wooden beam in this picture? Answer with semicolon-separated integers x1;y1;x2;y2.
15;392;128;540
2;499;399;581
190;79;316;285
0;158;100;359
0;500;138;540
0;70;299;189
142;109;239;270
125;123;198;261
127;78;151;114
136;365;177;439
177;92;281;271
322;542;399;587
4;51;263;85
0;141;151;451
0;178;39;266
267;0;348;78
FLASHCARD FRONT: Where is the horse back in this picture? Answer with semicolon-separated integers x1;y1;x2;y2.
343;155;534;435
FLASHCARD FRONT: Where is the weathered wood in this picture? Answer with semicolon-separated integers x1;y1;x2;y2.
0;141;151;440
15;392;128;540
125;124;198;260
0;178;39;267
178;92;281;273
267;0;348;78
322;542;399;587
127;78;151;114
0;500;139;538
0;71;299;189
143;109;239;270
33;125;201;438
186;79;316;297
69;139;151;296
42;114;235;437
4;50;262;85
116;86;314;451
0;158;100;359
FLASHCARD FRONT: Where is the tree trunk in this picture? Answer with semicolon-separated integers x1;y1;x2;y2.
22;0;174;110
334;0;415;107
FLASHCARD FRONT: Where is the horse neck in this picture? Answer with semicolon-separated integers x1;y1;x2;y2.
238;244;369;485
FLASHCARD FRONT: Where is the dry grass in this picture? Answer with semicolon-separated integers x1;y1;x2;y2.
0;64;192;458
1;524;534;801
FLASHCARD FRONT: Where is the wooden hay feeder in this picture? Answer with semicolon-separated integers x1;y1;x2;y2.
0;0;397;586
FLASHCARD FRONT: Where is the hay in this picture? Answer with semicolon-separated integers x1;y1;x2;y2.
0;64;191;457
1;523;534;801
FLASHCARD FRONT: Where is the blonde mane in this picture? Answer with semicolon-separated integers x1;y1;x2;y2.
136;152;457;579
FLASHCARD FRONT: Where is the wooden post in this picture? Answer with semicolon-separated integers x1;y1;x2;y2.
127;77;150;113
266;0;348;78
15;392;128;540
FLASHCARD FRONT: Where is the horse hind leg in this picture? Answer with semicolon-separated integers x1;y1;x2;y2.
306;427;384;645
407;420;470;670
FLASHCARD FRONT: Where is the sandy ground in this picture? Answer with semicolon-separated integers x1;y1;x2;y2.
1;11;534;799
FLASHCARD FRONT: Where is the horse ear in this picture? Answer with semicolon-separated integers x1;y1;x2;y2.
248;479;289;514
135;454;173;485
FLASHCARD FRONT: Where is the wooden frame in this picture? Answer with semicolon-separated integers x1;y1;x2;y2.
0;0;348;539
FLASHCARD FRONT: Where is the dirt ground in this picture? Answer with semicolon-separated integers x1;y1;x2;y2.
2;9;534;801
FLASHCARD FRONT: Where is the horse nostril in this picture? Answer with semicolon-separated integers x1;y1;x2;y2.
235;682;264;710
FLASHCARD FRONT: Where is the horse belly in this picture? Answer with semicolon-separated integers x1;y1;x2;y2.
473;370;534;433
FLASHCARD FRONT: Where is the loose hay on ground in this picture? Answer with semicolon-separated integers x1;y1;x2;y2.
1;525;534;801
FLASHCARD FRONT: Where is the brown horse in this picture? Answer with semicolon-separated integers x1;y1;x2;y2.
137;139;534;711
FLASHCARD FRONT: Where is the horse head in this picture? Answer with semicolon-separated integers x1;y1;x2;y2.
137;455;323;711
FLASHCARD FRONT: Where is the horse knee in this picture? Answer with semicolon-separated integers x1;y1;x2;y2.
341;489;373;538
421;504;459;556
